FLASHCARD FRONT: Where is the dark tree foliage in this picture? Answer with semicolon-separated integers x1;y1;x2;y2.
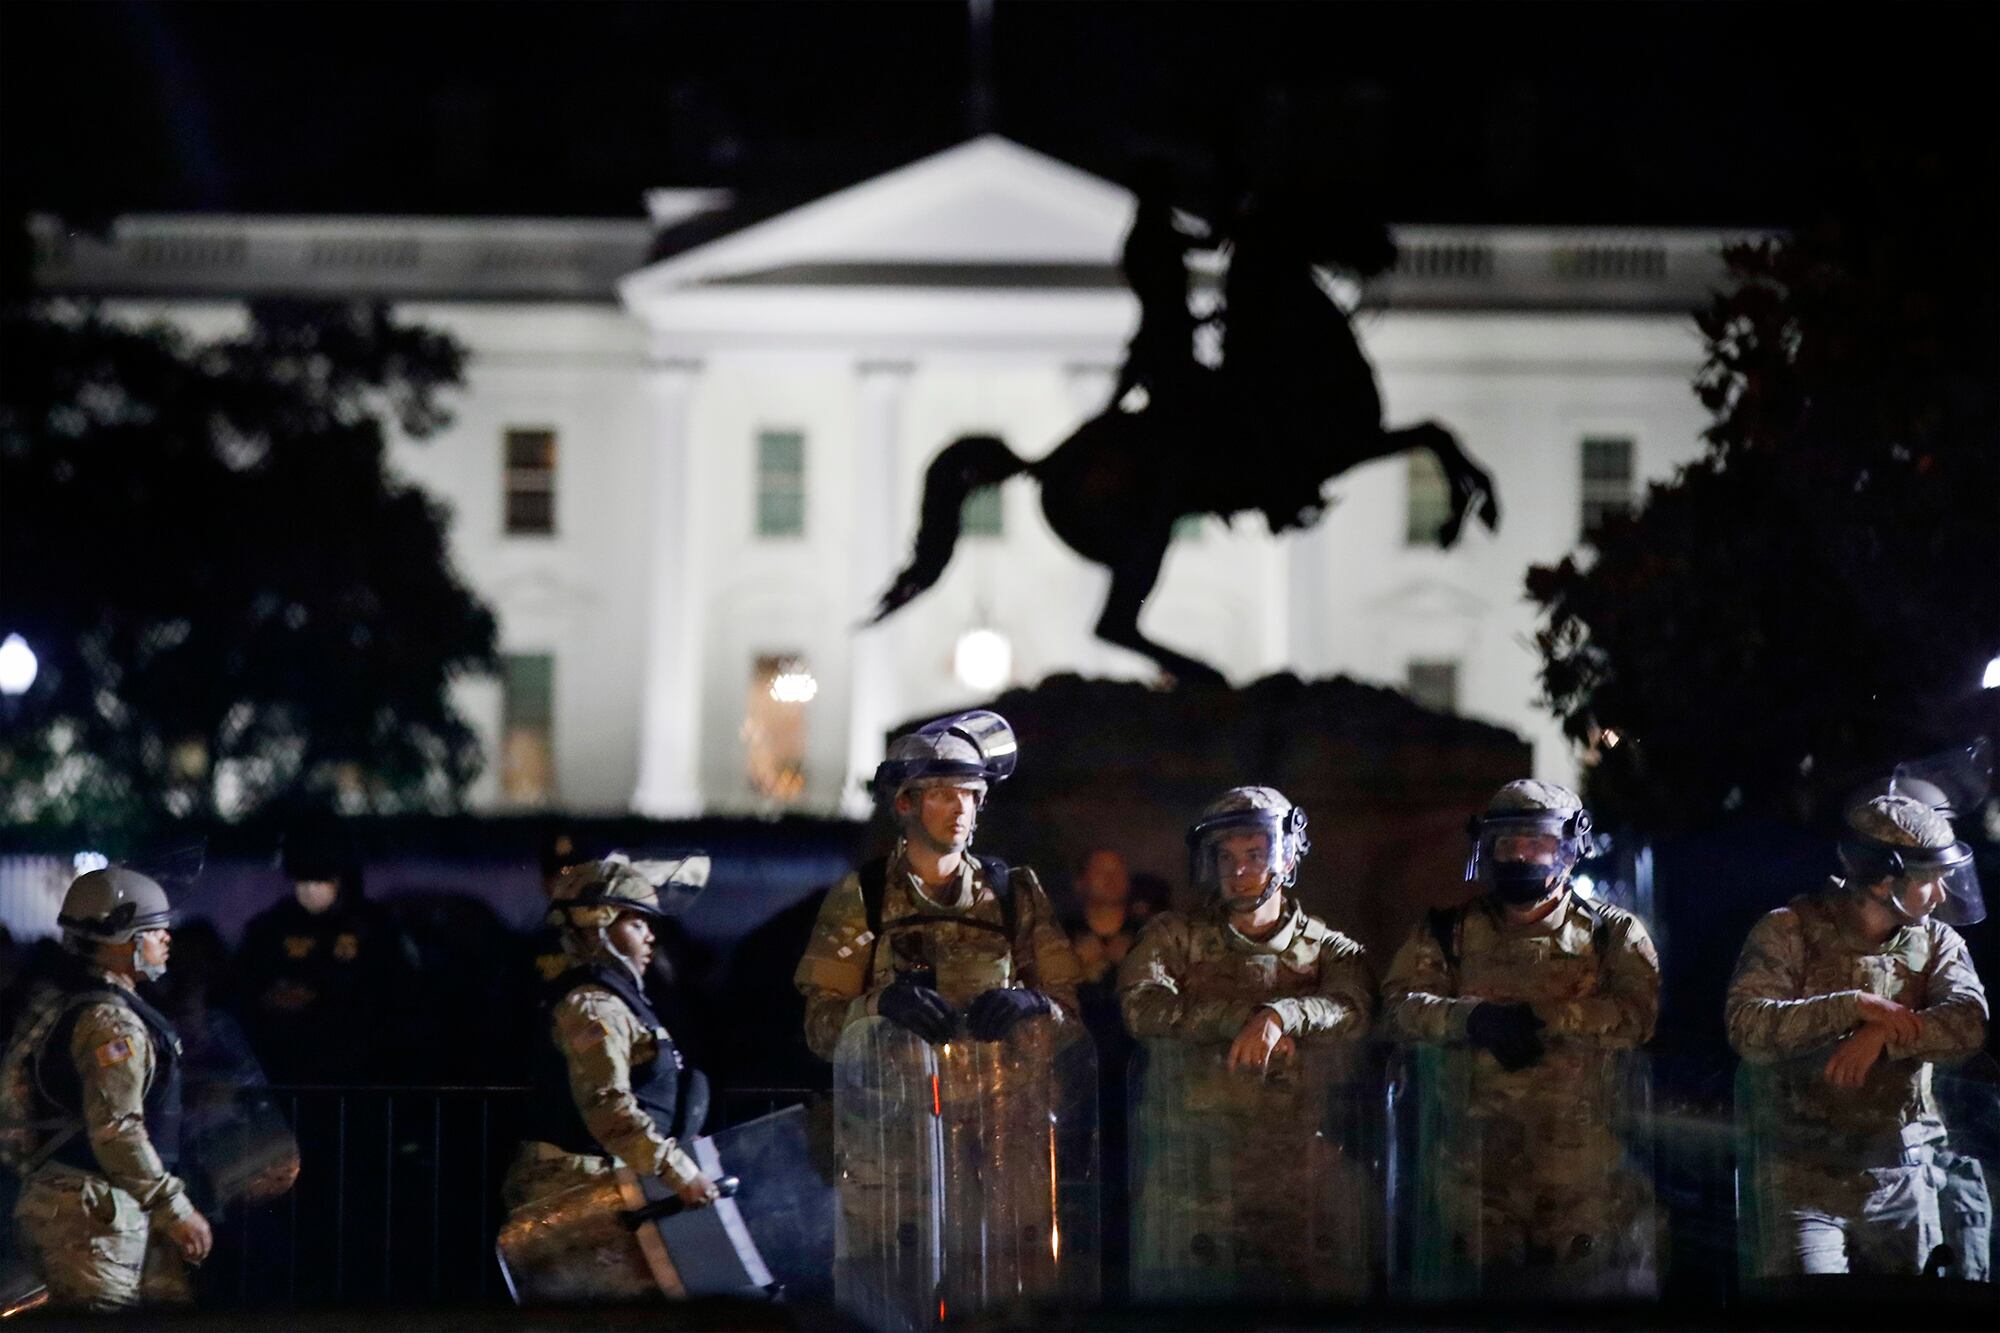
1528;184;1999;833
0;299;498;831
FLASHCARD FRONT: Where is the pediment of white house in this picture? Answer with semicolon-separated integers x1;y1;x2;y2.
621;136;1136;303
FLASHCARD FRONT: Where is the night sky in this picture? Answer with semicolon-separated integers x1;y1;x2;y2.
2;1;1996;227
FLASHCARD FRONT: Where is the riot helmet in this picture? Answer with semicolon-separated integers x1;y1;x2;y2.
57;867;175;980
1837;793;1983;927
1467;780;1595;905
547;853;711;933
1187;786;1309;913
871;709;1018;806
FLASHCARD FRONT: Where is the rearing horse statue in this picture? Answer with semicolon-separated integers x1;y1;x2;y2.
866;183;1500;684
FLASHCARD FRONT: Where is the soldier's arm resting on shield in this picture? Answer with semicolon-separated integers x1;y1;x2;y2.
70;1004;211;1260
1883;925;1988;1065
555;990;711;1202
1378;920;1482;1042
1117;914;1267;1042
1725;909;1897;1062
1530;910;1661;1049
1263;934;1375;1044
794;876;879;1062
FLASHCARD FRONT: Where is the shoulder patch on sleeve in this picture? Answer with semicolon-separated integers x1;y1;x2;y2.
95;1037;134;1067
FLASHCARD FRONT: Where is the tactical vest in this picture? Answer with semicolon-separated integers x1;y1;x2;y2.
32;970;183;1175
1426;891;1615;979
524;962;706;1158
855;854;1016;982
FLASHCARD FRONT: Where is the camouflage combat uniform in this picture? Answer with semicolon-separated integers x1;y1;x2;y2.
1727;886;1990;1277
502;970;705;1214
800;846;1085;1318
1380;890;1660;1285
1118;898;1375;1297
795;847;1081;1057
5;968;196;1311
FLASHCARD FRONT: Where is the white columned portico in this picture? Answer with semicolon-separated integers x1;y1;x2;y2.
632;358;705;817
843;360;916;817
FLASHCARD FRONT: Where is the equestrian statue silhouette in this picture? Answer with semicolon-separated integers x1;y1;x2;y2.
865;176;1500;685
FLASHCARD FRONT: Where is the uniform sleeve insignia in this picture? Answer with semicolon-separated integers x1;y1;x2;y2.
333;933;360;961
853;931;875;948
95;1038;134;1067
284;936;315;959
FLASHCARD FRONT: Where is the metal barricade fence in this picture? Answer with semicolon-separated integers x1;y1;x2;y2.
197;1083;816;1308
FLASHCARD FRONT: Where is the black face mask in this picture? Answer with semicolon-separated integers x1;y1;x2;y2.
1490;864;1558;905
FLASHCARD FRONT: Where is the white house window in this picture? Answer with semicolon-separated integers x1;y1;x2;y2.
1406;450;1452;547
1580;436;1635;537
503;428;557;535
501;653;555;804
962;484;1003;538
744;653;810;803
1407;659;1460;715
756;430;807;537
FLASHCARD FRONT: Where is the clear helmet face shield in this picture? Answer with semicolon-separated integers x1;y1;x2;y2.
1188;809;1306;909
1467;811;1595;904
1861;841;1986;928
916;709;1018;784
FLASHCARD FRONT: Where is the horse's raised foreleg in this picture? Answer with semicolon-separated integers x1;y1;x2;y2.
1093;544;1228;686
1388;421;1500;546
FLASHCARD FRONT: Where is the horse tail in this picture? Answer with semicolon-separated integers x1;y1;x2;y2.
866;434;1030;624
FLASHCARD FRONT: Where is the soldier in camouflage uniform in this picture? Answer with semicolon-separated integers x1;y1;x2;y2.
1728;791;1990;1278
1119;786;1374;1298
502;856;721;1250
798;711;1085;1322
1;869;213;1311
1380;780;1660;1293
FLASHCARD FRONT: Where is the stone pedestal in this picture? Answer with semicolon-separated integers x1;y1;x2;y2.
887;673;1530;961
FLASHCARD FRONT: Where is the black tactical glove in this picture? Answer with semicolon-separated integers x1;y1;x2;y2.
965;988;1055;1041
1464;1001;1546;1072
877;978;958;1043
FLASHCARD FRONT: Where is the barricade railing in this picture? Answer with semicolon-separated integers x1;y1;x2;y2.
196;1082;816;1308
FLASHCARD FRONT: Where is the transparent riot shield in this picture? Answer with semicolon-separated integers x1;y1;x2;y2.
497;1107;829;1306
1128;1039;1376;1302
1737;1052;1999;1283
1387;1043;1657;1300
832;1016;1098;1331
693;1104;837;1300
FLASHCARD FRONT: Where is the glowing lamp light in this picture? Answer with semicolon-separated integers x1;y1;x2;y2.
1572;874;1597;899
73;851;110;875
954;628;1012;692
768;666;818;704
0;634;37;696
1983;655;2000;690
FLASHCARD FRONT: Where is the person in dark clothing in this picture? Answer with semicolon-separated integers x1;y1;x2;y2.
233;819;417;1085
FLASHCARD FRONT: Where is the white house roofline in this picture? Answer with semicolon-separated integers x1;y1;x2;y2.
618;135;1137;309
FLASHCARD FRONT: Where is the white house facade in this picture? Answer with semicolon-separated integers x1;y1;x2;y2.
36;136;1751;818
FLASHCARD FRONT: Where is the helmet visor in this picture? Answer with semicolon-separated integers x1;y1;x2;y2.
1891;843;1985;927
1189;811;1291;896
1468;813;1591;884
919;709;1018;783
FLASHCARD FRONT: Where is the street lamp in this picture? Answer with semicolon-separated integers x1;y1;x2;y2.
1984;655;2000;690
0;634;37;697
954;628;1012;693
